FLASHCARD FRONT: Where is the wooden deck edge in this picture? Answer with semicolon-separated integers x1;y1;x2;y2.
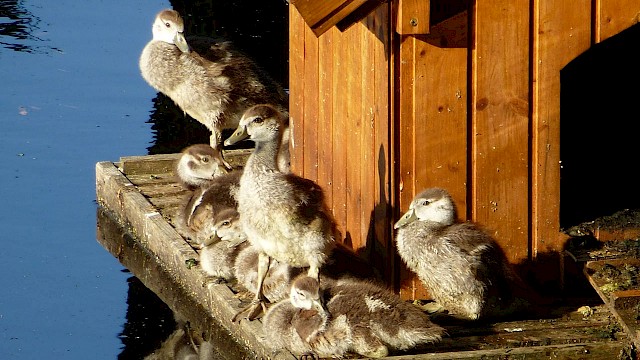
584;259;640;349
95;160;296;360
384;341;627;359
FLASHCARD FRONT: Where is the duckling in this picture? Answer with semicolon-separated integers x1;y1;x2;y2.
224;104;337;321
139;9;289;169
262;278;351;359
199;208;249;282
234;244;303;303
174;170;242;245
263;275;445;358
172;144;243;244
175;144;229;190
393;187;534;320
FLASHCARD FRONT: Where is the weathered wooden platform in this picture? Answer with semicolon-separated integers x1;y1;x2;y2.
566;237;640;352
95;152;636;359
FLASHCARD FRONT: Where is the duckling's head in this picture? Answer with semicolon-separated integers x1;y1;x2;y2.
224;104;287;146
176;144;229;188
151;9;190;53
203;208;246;247
289;275;327;315
394;187;457;229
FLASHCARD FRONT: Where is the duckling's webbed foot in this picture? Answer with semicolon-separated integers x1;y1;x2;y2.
417;300;445;314
231;298;268;322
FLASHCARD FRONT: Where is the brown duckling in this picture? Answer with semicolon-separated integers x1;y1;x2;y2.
234;244;303;303
174;169;242;245
139;9;289;168
394;187;534;320
199;208;249;282
224;104;337;321
263;275;445;358
175;144;229;190
262;279;351;358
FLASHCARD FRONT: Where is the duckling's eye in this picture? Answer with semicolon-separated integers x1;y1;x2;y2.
421;200;431;206
164;22;171;28
201;156;209;163
253;117;264;124
221;220;230;226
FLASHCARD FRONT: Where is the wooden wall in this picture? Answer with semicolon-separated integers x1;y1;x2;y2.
289;0;640;299
289;4;394;278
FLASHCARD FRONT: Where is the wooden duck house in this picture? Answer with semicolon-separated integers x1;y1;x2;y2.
287;0;640;299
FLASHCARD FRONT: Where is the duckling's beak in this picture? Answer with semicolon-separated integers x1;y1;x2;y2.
215;164;229;176
224;125;248;146
312;298;328;316
226;237;247;248
173;31;190;53
203;232;221;247
394;208;418;229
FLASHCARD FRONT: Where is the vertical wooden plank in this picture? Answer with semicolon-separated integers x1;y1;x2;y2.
289;6;306;174
413;42;468;216
361;16;376;253
397;35;423;299
533;0;591;287
317;30;335;217
332;27;348;245
397;35;416;221
371;4;393;283
389;3;401;290
471;0;530;263
596;0;640;42
303;23;319;180
345;23;363;250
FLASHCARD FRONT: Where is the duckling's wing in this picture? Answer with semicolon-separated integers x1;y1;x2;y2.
226;53;289;105
186;36;235;62
283;175;332;225
442;224;518;287
286;175;325;206
187;36;288;109
438;223;497;255
199;181;238;210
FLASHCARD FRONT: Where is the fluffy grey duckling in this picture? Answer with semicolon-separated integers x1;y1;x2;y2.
174;168;242;245
224;104;337;321
263;275;445;358
394;187;534;320
175;144;230;190
234;244;303;303
199;208;249;282
139;9;289;169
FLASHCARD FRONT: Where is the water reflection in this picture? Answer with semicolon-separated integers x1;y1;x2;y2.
118;275;177;360
97;208;245;359
144;319;214;360
0;0;61;53
146;93;210;155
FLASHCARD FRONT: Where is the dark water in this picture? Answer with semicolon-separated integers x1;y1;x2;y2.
0;1;287;359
